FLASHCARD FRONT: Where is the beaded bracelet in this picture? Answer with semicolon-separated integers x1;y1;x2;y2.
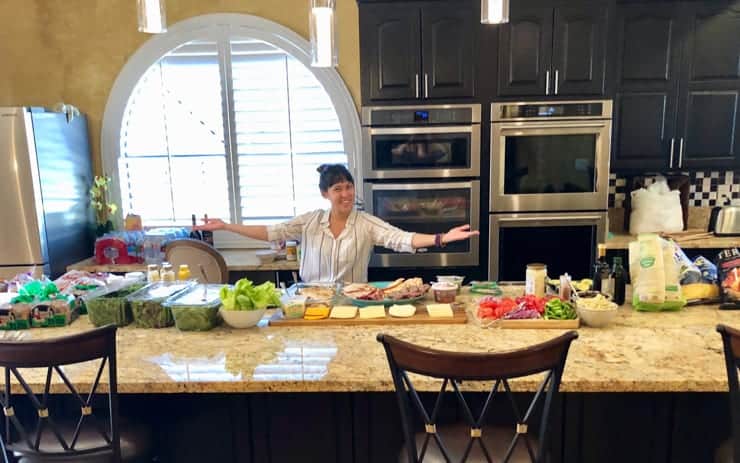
435;233;446;248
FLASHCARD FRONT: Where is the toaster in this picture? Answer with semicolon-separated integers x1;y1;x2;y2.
708;206;740;236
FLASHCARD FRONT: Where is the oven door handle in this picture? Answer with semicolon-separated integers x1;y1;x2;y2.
496;215;604;223
368;126;474;135
367;181;475;191
493;120;609;130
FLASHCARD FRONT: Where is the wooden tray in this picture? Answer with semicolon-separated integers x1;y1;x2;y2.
492;318;580;329
268;303;467;326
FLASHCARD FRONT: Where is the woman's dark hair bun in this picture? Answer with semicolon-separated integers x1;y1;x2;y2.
317;164;354;192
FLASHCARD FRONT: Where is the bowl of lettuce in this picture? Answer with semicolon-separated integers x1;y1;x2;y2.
219;278;281;328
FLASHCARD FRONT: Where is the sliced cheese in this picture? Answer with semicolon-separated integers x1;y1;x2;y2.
330;305;358;319
304;304;330;320
426;303;453;318
359;305;386;319
388;304;416;318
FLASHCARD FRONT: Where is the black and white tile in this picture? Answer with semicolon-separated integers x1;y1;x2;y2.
609;170;740;208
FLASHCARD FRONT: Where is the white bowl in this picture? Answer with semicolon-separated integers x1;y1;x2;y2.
255;250;277;264
219;308;266;328
576;302;618;328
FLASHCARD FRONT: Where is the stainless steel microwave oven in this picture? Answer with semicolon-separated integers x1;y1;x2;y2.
362;104;481;180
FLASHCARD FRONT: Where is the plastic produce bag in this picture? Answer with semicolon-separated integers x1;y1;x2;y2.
694;256;718;283
630;234;686;311
669;241;702;285
629;177;684;235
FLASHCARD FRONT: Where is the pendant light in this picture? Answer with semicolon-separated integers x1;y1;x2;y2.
481;0;509;24
310;0;338;68
137;0;167;34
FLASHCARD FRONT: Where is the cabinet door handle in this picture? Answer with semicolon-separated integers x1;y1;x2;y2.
554;70;559;95
679;137;685;167
424;73;429;99
415;74;419;99
669;138;675;168
545;70;550;95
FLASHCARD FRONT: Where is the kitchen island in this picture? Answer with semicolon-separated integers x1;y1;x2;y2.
1;293;734;463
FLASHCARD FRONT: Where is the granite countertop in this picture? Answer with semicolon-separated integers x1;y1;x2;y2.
1;291;737;395
67;249;299;273
606;231;739;250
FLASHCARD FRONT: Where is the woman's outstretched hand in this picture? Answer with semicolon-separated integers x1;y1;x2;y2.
442;224;480;244
193;217;227;231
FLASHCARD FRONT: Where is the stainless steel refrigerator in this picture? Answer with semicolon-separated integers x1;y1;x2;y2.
0;107;94;279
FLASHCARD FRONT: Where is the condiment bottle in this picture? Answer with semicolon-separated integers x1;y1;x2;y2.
611;257;626;305
160;262;175;282
525;263;547;298
559;273;572;300
177;264;191;281
286;241;298;261
147;264;161;283
592;244;610;292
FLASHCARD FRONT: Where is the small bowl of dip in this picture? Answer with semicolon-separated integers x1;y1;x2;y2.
431;282;457;303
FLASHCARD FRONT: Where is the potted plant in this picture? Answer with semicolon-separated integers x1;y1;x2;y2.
90;175;118;236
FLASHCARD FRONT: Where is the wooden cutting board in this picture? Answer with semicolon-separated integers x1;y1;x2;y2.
491;318;580;329
268;303;467;326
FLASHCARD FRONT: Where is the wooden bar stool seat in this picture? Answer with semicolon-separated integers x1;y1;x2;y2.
377;331;578;463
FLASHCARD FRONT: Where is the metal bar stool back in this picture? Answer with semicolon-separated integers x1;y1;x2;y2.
716;324;740;462
0;325;126;462
377;331;578;463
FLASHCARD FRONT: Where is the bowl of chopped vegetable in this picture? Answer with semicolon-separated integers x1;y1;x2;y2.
220;307;266;329
576;293;618;327
219;278;281;329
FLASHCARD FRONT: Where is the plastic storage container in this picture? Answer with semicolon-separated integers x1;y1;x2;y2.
84;281;147;327
127;281;193;328
163;284;224;331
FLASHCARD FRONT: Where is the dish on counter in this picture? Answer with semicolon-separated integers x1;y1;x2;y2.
290;283;337;302
342;278;429;307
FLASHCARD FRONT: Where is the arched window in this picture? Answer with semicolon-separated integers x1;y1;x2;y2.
102;14;361;228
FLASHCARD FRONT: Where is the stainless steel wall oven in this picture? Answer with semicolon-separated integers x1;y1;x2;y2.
488;100;612;281
490;100;612;212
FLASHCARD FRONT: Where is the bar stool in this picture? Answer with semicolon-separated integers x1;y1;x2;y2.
716;324;740;463
377;331;578;463
0;325;152;462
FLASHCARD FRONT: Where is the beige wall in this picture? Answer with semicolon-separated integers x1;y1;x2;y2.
0;0;360;175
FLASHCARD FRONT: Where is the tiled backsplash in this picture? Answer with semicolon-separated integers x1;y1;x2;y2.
609;170;740;208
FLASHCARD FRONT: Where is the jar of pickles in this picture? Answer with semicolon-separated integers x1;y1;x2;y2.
525;263;547;298
147;264;161;283
160;262;176;282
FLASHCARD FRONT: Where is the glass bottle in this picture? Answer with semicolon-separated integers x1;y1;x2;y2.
592;244;610;292
611;257;626;305
147;264;160;283
177;264;191;281
525;263;547;298
160;262;175;282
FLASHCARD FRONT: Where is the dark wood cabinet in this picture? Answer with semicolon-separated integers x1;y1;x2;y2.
677;2;740;168
360;1;476;103
552;4;607;96
421;5;476;99
360;4;420;101
498;1;607;97
612;6;683;170
498;6;552;96
611;1;740;171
